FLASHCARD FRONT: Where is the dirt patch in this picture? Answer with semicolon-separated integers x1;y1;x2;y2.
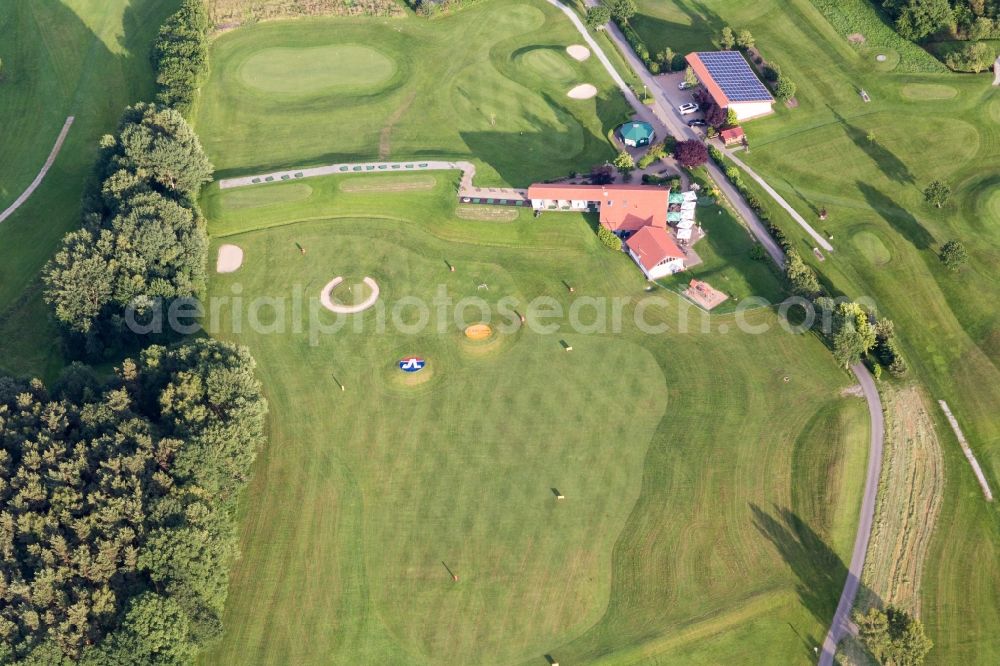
840;384;864;398
340;175;436;193
566;44;591;61
567;83;598;100
848;33;866;44
455;205;519;222
379;90;417;159
216;244;244;273
683;279;729;311
860;384;944;615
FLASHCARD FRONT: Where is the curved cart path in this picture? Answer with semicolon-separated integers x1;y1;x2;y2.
0;117;75;225
820;364;884;666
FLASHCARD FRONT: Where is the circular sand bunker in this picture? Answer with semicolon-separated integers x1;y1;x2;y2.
567;84;597;100
216;244;244;273
566;44;591;61
320;276;380;314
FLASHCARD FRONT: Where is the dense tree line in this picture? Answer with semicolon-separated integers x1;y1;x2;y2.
43;103;213;356
0;339;267;664
881;0;1000;40
152;0;210;114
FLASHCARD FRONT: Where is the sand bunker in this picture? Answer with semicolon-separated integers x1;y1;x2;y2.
567;84;597;100
566;44;591;61
465;324;493;340
216;244;244;273
320;276;380;314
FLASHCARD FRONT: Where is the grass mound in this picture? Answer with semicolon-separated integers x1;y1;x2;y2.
238;44;397;94
900;83;958;101
221;183;313;210
340;174;436;193
327;278;374;307
852;229;892;265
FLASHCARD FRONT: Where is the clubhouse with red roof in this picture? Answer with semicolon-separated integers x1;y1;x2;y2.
528;183;691;279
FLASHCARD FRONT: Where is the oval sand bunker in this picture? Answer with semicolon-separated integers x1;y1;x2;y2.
567;84;597;100
566;44;591;61
216;244;244;273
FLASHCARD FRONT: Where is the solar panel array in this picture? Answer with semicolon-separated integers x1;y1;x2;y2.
696;52;773;103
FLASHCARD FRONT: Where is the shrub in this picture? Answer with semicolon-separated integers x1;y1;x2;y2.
939;239;968;270
585;5;611;29
598;224;623;250
763;62;782;81
674;140;709;168
775;76;797;102
750;244;766;260
945;41;995;72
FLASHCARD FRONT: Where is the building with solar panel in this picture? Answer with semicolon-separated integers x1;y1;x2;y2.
685;51;775;122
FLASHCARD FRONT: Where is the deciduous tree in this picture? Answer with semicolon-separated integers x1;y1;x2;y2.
674;140;709;168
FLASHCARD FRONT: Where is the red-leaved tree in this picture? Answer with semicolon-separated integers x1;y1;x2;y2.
674;140;709;168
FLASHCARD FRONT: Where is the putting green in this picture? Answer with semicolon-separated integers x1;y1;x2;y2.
852;230;892;266
986;187;1000;221
238;44;397;94
901;83;958;101
221;183;313;210
517;47;578;83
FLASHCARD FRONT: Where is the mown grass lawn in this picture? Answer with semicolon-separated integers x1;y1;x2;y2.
197;170;868;664
0;0;179;378
193;0;633;186
631;0;1000;661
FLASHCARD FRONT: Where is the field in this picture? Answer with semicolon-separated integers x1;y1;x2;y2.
0;0;179;378
632;0;1000;661
194;1;633;186
191;2;874;662
200;172;868;664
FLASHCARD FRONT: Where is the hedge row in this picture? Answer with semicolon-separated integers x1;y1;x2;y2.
708;145;792;251
152;0;210;114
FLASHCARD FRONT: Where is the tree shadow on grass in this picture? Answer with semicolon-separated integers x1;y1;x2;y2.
750;503;883;651
858;181;936;250
827;106;916;185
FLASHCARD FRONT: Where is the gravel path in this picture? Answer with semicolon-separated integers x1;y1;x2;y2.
819;364;884;666
938;400;993;501
0;116;75;225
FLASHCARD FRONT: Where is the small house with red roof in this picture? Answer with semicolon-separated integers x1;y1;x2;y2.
719;126;745;146
685;51;774;122
626;226;686;279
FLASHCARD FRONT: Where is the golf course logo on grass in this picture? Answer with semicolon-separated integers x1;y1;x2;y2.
399;356;426;373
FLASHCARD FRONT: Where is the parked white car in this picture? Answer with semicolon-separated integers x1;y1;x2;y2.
678;81;694;90
678;103;700;115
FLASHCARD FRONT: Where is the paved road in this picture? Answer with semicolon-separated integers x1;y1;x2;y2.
554;4;887;661
819;363;884;666
551;0;786;267
0;116;75;225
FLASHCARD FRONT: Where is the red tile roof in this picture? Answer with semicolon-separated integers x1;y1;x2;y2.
626;226;685;271
685;53;730;108
527;184;668;233
720;127;745;144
